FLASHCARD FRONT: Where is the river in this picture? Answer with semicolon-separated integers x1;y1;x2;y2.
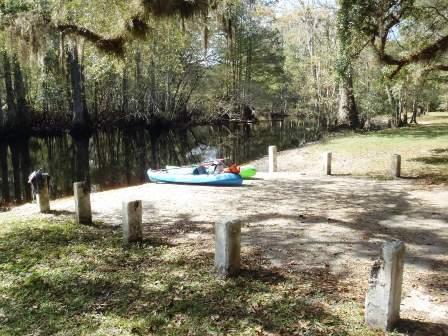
0;118;322;204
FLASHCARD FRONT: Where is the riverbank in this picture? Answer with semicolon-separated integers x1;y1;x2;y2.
251;112;448;185
1;113;447;335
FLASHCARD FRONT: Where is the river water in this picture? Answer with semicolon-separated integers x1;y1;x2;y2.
0;118;322;203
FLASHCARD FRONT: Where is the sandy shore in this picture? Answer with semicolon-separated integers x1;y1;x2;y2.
3;171;447;325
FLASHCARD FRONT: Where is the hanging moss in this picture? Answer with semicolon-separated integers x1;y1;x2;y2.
0;1;212;57
55;0;215;56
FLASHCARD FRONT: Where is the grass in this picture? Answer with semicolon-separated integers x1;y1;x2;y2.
302;112;448;183
0;215;395;336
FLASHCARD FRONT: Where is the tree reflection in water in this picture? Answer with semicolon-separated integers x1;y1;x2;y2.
0;118;322;203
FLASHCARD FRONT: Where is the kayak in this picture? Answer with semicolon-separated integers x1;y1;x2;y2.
165;164;257;179
147;170;243;186
239;165;257;179
165;165;195;175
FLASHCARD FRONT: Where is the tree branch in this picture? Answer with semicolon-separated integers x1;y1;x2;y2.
373;34;448;77
424;64;448;72
16;0;212;57
55;23;127;56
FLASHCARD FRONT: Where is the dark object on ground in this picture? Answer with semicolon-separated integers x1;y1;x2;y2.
28;169;50;196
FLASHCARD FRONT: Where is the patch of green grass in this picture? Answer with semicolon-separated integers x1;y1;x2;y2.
304;112;448;183
0;216;387;335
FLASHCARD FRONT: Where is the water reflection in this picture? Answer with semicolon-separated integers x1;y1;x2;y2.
0;118;322;203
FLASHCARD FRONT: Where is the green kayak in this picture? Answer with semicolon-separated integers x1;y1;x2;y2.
238;165;257;179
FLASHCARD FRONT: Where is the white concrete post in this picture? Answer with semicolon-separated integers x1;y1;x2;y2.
215;217;241;277
322;151;332;175
365;240;405;331
122;200;143;243
36;178;50;213
268;146;277;173
74;182;92;225
391;154;401;178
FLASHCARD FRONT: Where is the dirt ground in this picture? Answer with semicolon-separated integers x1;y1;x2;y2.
4;171;447;331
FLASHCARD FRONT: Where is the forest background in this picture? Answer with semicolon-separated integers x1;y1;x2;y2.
0;0;445;136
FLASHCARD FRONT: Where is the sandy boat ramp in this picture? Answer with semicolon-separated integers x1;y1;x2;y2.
2;172;447;326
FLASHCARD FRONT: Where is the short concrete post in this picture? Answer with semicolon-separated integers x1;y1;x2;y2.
36;178;50;213
322;151;332;175
214;217;241;277
365;240;405;331
122;200;143;243
74;182;92;225
268;146;277;173
391;154;401;178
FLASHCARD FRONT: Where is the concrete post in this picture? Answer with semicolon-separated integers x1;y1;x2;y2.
214;217;241;277
36;178;50;213
122;200;143;243
268;146;277;173
365;240;405;331
391;154;401;178
74;182;92;225
322;151;332;175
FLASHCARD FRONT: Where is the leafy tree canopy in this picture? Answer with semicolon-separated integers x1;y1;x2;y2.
0;0;220;55
338;0;448;77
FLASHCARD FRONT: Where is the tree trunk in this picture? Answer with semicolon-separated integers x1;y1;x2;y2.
135;131;147;181
0;97;5;131
92;81;98;124
0;143;10;204
79;42;89;128
73;135;90;188
243;33;253;119
401;91;408;125
122;67;129;115
337;70;359;128
13;56;30;133
394;104;399;127
135;48;144;117
385;84;398;126
3;52;16;129
148;56;156;118
409;99;417;124
337;2;360;129
397;93;404;126
9;142;21;203
0;98;8;203
123;131;131;184
68;44;90;135
410;109;417;124
150;132;160;171
20;138;32;202
0;96;3;128
402;108;408;125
